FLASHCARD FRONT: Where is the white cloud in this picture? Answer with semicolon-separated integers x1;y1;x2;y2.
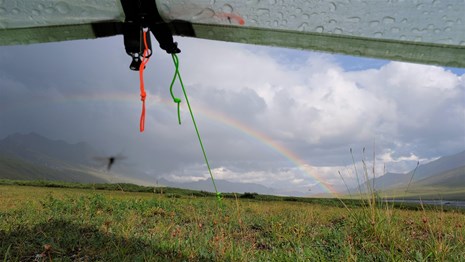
380;150;425;163
1;37;464;195
170;39;465;190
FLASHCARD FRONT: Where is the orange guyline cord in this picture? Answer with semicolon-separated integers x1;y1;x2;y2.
139;28;151;132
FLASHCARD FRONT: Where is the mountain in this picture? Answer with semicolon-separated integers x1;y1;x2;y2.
354;150;465;192
0;155;108;183
158;178;277;195
0;133;277;193
371;172;409;190
414;166;465;188
0;132;98;167
406;150;465;181
0;132;112;183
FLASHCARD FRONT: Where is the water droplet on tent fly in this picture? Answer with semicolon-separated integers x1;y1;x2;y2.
382;16;395;24
221;4;233;13
193;8;215;20
297;22;308;31
256;8;270;16
329;2;337;12
347;16;361;23
55;2;70;14
369;20;380;27
44;7;56;14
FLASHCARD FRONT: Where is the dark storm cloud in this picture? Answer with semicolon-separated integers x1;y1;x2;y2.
0;37;189;175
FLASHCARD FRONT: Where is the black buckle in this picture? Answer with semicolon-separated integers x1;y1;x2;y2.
121;0;180;71
124;23;152;71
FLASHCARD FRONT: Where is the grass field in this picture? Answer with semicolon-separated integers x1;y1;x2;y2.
379;186;465;201
1;182;464;261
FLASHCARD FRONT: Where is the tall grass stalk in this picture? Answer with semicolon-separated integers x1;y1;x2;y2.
338;171;352;198
350;148;362;197
372;141;376;194
3;244;11;262
361;147;377;226
342;147;397;241
405;161;420;194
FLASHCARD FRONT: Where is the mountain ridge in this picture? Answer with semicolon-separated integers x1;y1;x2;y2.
0;132;113;183
1;132;463;197
353;150;465;193
0;133;282;194
0;132;99;166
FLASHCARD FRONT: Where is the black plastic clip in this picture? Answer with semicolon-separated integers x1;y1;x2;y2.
121;0;181;71
124;24;152;71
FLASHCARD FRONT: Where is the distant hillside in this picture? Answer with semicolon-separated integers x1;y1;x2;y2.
0;132;99;166
159;178;277;195
353;150;465;193
413;166;465;188
0;133;113;183
0;155;108;183
408;150;465;181
0;132;281;193
373;172;409;190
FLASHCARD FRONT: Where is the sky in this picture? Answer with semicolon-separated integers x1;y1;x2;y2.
0;35;464;195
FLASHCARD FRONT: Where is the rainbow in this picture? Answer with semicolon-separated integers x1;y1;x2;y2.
11;90;338;194
182;102;338;194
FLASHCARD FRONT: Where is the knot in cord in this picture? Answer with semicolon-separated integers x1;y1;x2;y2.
169;53;183;125
216;192;223;202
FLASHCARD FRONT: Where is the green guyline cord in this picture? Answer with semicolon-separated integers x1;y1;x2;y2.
169;53;222;203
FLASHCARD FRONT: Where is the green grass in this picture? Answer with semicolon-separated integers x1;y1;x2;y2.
379;186;465;201
1;181;464;261
2;179;454;211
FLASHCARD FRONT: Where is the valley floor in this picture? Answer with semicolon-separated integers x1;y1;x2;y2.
1;184;464;261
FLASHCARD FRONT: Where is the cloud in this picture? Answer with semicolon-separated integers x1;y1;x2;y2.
1;36;464;195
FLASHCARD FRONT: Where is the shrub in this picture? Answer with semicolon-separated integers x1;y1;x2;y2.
240;192;258;199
